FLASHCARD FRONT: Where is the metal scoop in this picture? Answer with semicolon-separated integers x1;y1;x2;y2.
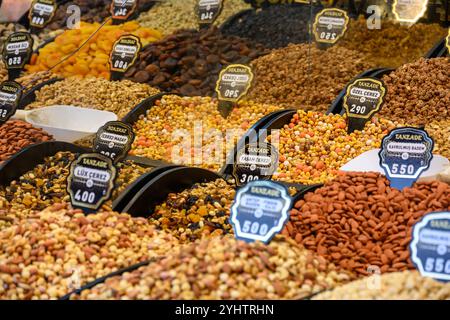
13;105;118;142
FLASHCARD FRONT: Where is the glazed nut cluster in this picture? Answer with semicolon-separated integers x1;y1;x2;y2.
269;111;396;184
130;95;281;171
313;271;450;300
26;77;160;119
73;236;352;300
0;203;179;300
285;172;450;277
150;179;236;242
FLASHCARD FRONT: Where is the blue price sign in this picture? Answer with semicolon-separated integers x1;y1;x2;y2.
379;127;433;190
230;181;291;244
410;212;450;282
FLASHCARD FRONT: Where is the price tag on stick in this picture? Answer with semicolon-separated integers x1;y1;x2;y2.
109;35;142;81
230;181;291;244
379;127;434;190
67;153;117;213
215;64;254;118
197;0;223;29
232;142;279;187
2;32;34;80
313;8;349;48
93;121;135;163
28;0;57;31
110;0;137;24
410;212;450;282
0;81;23;124
393;0;429;23
343;78;387;133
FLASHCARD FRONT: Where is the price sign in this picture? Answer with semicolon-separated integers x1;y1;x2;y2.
93;121;135;163
109;35;142;80
0;81;22;124
410;212;450;282
2;32;34;80
343;78;387;133
67;153;117;213
393;0;429;23
110;0;137;22
215;64;254;118
313;8;349;46
197;0;223;27
232;142;279;187
28;0;57;29
379;127;434;190
230;180;291;244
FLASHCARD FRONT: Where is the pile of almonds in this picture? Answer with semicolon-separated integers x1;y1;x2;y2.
284;172;450;277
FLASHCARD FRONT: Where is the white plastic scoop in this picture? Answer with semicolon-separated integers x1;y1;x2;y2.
13;105;118;143
340;148;450;182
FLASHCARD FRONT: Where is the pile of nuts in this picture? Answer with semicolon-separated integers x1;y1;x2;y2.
380;57;449;126
268;111;396;184
45;0;157;32
26;21;162;79
124;28;268;96
130;95;281;171
339;16;447;68
284;172;450;277
0;120;53;164
15;71;58;92
0;151;151;224
137;0;251;35
221;4;321;49
26;77;160;119
150;179;235;242
0;203;179;299
73;236;352;300
313;271;450;300
426;120;450;158
247;44;373;111
0;61;8;82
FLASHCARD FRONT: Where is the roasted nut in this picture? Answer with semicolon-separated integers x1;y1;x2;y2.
0;203;179;300
313;271;450;300
285;172;450;277
73;236;352;300
26;77;160;119
0;120;53;164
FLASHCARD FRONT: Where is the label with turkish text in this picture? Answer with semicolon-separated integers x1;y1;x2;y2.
110;0;137;21
28;0;57;29
109;35;141;79
2;32;34;78
197;0;223;26
313;8;349;45
93;121;135;163
0;81;22;124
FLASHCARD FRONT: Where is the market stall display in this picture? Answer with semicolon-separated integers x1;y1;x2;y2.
0;151;152;225
0;203;179;299
129;95;281;171
137;0;251;35
220;3;321;49
124;28;268;96
72;236;352;300
25;21;162;79
246;44;373;111
285;172;450;277
0;120;53;164
25;77;160;119
313;270;450;300
338;16;447;68
266;111;396;184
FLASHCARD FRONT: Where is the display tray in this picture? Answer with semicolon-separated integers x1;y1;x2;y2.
121;166;222;217
0;141;87;186
424;37;448;58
